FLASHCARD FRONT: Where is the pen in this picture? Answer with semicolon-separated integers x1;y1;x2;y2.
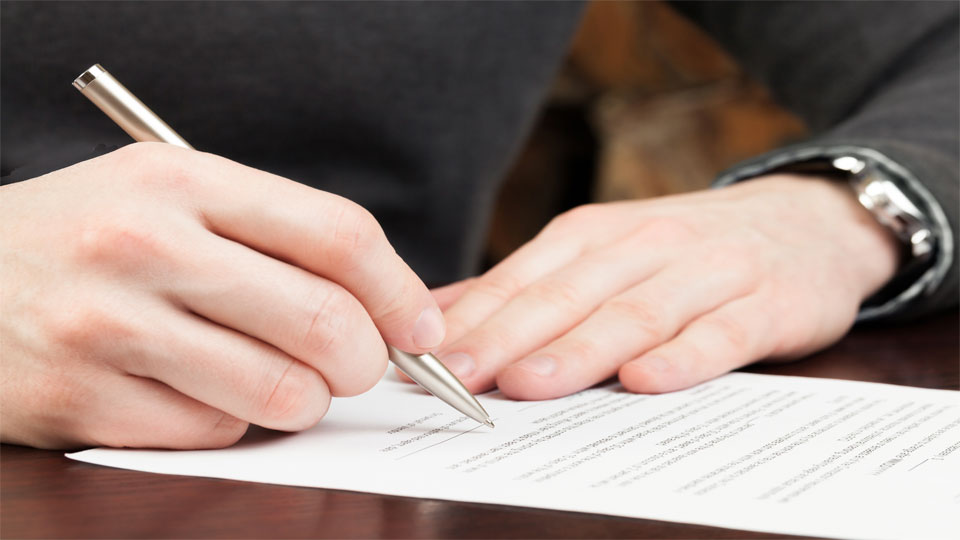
73;63;494;429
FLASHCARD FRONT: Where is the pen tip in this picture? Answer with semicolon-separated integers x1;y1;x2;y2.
484;419;495;429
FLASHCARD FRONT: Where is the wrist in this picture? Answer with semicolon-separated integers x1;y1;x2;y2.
735;174;901;300
713;143;950;321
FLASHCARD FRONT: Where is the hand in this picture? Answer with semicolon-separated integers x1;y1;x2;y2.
1;142;444;449
424;175;899;399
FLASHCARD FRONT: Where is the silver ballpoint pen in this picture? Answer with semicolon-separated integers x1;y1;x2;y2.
73;63;494;429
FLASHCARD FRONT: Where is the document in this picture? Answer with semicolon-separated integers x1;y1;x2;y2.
68;372;959;539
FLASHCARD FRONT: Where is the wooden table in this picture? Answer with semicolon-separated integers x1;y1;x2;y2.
3;310;957;539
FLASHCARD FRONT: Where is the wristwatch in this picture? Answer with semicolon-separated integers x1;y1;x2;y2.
831;155;935;266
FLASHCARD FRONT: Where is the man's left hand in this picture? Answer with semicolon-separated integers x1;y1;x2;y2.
419;174;900;399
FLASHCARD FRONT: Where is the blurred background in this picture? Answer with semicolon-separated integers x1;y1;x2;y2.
483;0;808;267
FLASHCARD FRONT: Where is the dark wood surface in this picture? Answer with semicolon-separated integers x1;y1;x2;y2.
3;310;957;539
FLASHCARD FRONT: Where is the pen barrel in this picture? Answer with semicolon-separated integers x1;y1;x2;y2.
73;64;193;150
388;347;492;426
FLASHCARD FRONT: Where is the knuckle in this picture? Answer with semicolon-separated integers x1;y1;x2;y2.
298;285;349;359
259;360;326;429
458;325;514;358
47;304;136;354
327;201;384;268
544;204;602;234
524;278;583;309
638;216;698;245
74;215;169;270
369;265;420;327
119;142;196;192
604;297;666;340
556;337;600;364
565;203;604;222
205;414;249;448
703;313;750;351
705;248;762;287
113;141;161;164
724;252;763;284
45;307;95;348
27;371;85;427
471;272;524;303
375;297;411;331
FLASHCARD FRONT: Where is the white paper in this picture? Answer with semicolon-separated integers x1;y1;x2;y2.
68;372;960;539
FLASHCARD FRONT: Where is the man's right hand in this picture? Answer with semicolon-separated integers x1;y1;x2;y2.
0;142;445;449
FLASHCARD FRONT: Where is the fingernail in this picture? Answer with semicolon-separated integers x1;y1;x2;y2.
440;352;475;379
516;356;557;377
412;307;445;349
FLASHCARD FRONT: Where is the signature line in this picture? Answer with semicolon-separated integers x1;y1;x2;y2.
396;419;496;461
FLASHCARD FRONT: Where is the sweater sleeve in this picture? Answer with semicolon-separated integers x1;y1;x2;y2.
670;0;959;321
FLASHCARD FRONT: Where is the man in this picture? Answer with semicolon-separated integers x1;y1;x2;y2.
1;2;956;449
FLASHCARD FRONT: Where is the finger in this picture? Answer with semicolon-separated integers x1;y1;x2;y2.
392;280;476;385
83;374;249;450
618;295;773;394
151;145;443;352
431;279;475;311
436;237;670;389
172;230;388;397
439;214;703;349
396;235;581;385
496;257;756;400
115;307;334;432
395;278;474;384
439;235;586;347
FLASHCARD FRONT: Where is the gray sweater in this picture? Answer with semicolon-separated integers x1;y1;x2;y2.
2;1;957;320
